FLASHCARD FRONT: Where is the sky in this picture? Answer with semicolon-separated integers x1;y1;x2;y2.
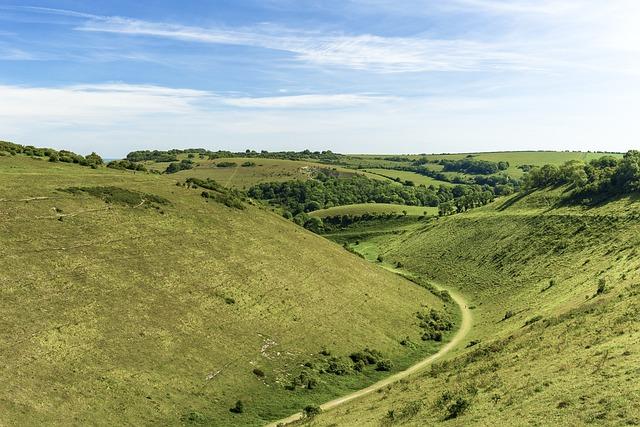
0;1;639;157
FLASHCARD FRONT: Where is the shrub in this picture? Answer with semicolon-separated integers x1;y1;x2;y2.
229;400;244;414
108;160;146;172
241;161;256;167
290;371;319;389
597;278;607;295
503;310;514;321
445;397;470;420
437;390;473;420
303;405;321;418
165;159;193;174
376;359;393;371
327;356;351;375
349;348;384;366
216;161;237;168
252;368;265;377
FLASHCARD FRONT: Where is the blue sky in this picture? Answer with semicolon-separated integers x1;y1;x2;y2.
1;0;639;157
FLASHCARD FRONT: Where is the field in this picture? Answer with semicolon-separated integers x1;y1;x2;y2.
304;187;640;426
0;155;455;426
362;169;453;187
346;151;623;179
3;149;639;426
309;203;437;218
145;157;387;190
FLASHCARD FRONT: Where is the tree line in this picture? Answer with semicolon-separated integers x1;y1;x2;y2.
523;151;639;202
1;140;103;168
248;171;495;220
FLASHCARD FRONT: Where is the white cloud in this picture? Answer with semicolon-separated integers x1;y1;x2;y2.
75;17;542;73
223;93;394;108
1;83;638;158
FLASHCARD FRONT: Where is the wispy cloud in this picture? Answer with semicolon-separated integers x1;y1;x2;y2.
76;17;543;73
3;5;547;73
223;93;393;108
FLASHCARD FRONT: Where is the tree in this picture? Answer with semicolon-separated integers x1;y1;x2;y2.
85;152;103;166
304;216;324;233
613;150;640;192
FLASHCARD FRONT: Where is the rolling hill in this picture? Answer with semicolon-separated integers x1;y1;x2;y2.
303;186;640;425
0;154;455;426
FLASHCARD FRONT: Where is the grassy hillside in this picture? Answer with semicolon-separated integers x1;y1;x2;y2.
347;151;623;179
306;187;640;426
362;169;453;187
144;157;386;189
309;203;437;219
0;155;454;426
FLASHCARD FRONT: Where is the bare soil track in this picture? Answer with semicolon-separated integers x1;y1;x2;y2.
266;278;473;426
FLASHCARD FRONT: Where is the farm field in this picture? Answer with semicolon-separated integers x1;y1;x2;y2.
0;154;456;426
309;203;437;218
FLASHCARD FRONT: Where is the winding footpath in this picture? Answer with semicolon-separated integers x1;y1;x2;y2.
266;280;473;427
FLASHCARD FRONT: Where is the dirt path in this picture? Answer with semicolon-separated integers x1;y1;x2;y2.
266;279;473;427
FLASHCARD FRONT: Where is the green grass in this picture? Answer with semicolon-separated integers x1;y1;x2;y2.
145;157;386;189
362;169;453;187
345;151;623;179
0;155;455;426
307;186;640;426
309;203;438;219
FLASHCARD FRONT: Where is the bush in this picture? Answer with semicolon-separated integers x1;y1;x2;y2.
445;397;470;420
107;160;146;172
597;278;607;295
375;359;393;371
327;356;351;375
216;161;237;168
229;400;244;414
290;370;318;389
503;310;514;321
252;368;265;377
165;159;193;174
303;405;321;418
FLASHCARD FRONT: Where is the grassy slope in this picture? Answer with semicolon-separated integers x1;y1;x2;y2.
308;188;640;426
145;157;387;190
309;203;437;219
362;169;453;187
0;156;452;426
350;151;623;179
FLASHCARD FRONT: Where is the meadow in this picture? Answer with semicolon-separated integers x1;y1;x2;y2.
304;185;640;426
3;147;638;427
0;154;454;426
144;156;386;190
309;203;437;219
